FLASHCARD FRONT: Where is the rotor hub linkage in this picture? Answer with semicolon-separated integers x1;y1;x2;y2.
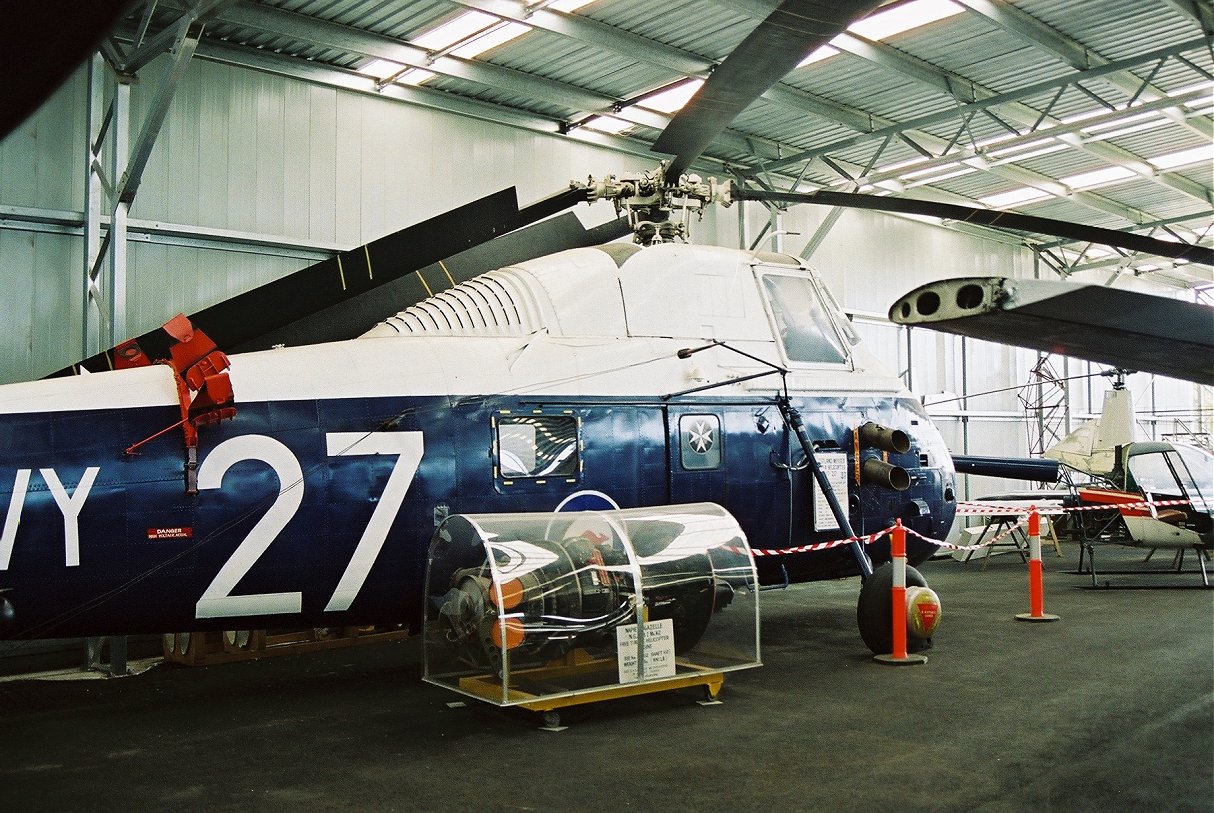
574;162;731;246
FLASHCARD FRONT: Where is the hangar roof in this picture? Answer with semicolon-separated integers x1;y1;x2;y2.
109;0;1212;290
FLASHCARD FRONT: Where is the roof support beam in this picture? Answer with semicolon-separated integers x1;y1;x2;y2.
955;0;1210;139
216;1;612;114
447;0;712;77
828;31;1212;209
116;17;201;204
762;37;1211;172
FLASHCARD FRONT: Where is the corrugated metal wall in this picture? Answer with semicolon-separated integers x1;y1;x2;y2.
0;53;1205;478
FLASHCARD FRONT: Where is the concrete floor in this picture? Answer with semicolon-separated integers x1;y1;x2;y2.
1;544;1211;812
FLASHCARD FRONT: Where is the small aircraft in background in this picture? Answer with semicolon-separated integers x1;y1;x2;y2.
1045;377;1212;585
891;278;1213;585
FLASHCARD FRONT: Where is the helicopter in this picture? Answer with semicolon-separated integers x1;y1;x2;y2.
2;1;1209;660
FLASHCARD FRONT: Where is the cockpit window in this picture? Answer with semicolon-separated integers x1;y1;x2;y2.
759;274;849;365
496;415;579;479
1127;452;1179;496
1172;445;1213;512
1126;446;1214;513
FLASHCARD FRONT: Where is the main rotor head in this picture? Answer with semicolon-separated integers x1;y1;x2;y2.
575;162;731;246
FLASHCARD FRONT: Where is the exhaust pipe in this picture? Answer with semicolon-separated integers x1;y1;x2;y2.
858;421;910;454
862;458;911;491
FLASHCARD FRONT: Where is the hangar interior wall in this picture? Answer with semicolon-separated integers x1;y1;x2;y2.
0;54;1208;493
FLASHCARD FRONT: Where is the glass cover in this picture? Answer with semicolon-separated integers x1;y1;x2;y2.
423;503;760;706
760;273;849;365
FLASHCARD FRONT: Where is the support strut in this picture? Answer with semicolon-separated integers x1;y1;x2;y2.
777;395;874;580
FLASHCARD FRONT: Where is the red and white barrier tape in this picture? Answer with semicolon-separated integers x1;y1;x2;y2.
742;497;1193;558
958;498;1190;516
744;527;891;557
905;522;1023;552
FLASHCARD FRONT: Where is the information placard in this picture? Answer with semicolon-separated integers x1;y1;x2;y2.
616;618;676;683
812;451;849;531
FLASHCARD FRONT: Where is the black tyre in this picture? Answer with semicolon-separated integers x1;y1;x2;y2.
856;563;932;654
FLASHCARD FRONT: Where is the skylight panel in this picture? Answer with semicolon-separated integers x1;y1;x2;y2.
847;0;964;41
583;116;634;134
359;59;406;80
413;11;498;50
903;167;977;187
797;45;839;67
1083;119;1169;142
798;0;964;67
1147;145;1212;171
450;21;531;59
896;160;962;179
544;0;597;11
396;69;436;86
979;187;1050;208
358;59;435;86
638;79;704;114
988;143;1070;164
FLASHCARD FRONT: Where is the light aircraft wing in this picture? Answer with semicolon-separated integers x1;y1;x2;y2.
888;276;1214;386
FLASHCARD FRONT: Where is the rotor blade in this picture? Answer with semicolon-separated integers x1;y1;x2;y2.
652;1;884;181
230;212;629;351
1;0;130;141
890;276;1214;385
49;185;591;376
736;188;1214;264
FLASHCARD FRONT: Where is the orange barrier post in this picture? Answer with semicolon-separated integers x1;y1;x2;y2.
1015;508;1060;623
875;520;928;665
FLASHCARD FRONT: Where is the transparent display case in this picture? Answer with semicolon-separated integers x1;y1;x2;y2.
424;503;760;709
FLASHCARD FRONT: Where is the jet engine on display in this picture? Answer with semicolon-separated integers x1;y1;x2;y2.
427;506;753;680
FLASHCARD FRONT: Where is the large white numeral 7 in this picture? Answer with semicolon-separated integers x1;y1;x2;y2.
196;436;305;619
323;432;424;612
194;431;424;620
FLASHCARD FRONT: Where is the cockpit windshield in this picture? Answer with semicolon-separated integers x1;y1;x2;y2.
1127;444;1214;512
759;273;850;366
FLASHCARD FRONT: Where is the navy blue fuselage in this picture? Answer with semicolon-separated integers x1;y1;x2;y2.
0;389;954;640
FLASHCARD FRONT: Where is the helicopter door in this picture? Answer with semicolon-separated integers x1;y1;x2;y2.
666;408;793;548
668;411;726;505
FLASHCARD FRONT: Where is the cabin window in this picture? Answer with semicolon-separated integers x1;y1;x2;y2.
1174;446;1213;511
679;414;721;470
1130;445;1214;511
760;274;849;365
1127;451;1182;497
496;414;579;479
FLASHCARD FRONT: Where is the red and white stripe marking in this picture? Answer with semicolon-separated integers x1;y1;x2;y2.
741;498;1193;557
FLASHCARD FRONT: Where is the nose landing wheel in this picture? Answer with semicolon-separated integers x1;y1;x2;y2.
856;562;934;655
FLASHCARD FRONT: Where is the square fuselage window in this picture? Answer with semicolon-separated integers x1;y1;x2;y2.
497;415;579;478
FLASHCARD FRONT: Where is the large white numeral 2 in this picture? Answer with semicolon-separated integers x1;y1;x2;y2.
194;431;423;620
323;432;423;612
196;436;305;619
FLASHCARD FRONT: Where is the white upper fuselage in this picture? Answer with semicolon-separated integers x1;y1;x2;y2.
0;243;905;411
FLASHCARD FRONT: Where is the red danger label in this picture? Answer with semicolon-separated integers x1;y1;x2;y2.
147;527;193;540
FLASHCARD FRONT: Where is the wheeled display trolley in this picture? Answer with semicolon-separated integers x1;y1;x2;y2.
423;503;760;725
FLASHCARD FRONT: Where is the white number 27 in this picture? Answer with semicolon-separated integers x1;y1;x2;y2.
195;431;423;619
